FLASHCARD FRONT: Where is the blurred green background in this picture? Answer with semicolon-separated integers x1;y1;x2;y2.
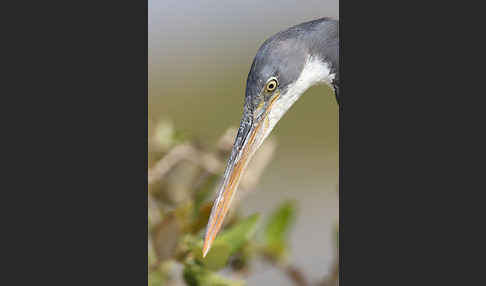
149;1;338;284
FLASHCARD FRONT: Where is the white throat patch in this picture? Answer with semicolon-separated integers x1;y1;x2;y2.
265;56;335;137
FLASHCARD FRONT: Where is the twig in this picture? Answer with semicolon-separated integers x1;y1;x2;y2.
285;264;309;286
261;253;309;286
148;144;223;185
148;127;276;195
217;127;238;152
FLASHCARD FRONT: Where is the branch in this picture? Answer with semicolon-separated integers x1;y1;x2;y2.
148;144;223;185
284;264;310;286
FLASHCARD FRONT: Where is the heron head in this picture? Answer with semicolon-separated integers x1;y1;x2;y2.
203;30;336;257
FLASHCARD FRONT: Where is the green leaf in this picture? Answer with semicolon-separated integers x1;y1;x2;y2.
217;213;261;255
194;240;232;271
262;201;297;260
191;214;260;269
183;262;245;286
148;270;166;286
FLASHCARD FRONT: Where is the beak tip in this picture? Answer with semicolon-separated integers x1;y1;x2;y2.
202;247;209;258
202;236;212;258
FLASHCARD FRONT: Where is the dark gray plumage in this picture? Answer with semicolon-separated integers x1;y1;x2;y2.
203;17;340;256
233;18;339;170
246;17;339;112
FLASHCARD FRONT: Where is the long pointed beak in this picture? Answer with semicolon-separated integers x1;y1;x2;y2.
202;123;262;257
202;94;280;257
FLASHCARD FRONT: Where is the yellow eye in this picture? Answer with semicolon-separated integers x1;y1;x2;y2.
265;79;278;92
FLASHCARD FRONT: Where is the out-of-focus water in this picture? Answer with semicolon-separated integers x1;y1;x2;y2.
149;1;339;284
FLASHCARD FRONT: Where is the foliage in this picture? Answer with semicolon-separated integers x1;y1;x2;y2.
148;119;338;286
262;201;297;263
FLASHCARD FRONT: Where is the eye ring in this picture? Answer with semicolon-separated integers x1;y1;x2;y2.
264;78;278;92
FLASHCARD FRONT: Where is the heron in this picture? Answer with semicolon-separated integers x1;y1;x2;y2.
203;17;339;257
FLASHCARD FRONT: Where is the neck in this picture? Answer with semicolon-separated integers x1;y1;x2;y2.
282;55;335;109
266;56;335;135
299;55;335;87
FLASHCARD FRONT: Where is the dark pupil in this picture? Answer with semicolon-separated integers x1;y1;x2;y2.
268;83;274;90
